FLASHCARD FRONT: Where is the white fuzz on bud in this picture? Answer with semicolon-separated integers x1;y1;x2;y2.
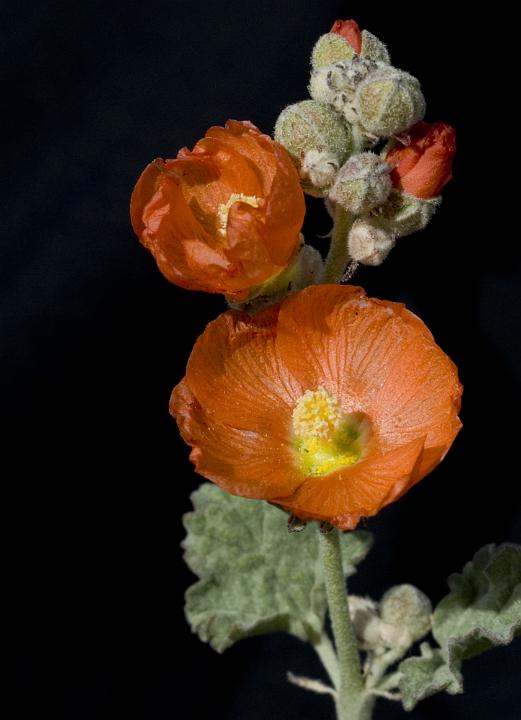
354;66;426;138
348;217;396;266
379;190;441;237
311;32;357;69
380;584;433;644
360;29;390;64
329;152;392;214
301;150;339;193
274;100;353;197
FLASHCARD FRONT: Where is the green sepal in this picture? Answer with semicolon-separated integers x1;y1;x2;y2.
182;483;373;653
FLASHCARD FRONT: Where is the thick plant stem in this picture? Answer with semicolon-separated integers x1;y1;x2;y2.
320;529;367;720
322;204;354;283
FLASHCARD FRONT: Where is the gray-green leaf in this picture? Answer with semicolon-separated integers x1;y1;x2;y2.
399;543;521;710
182;483;372;653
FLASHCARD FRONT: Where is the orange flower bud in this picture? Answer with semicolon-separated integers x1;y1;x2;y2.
330;19;362;54
130;121;305;300
386;121;456;199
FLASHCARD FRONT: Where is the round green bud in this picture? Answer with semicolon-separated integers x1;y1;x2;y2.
379;189;441;237
274;100;353;195
348;217;395;266
380;584;432;643
361;29;390;63
354;67;426;138
311;32;356;69
329;152;391;214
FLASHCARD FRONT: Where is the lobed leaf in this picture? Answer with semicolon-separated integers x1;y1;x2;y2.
398;543;521;710
182;483;372;652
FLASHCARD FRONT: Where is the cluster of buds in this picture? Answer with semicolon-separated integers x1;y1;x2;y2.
275;19;456;268
349;584;433;653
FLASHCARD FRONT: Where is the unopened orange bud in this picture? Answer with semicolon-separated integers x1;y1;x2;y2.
330;19;362;54
386;121;456;199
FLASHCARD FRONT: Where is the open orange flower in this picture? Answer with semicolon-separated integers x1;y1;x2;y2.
170;285;462;530
131;120;305;300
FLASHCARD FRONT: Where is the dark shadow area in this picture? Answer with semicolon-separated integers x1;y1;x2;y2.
4;1;520;718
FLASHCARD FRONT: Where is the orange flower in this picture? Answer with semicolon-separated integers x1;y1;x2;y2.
170;285;462;530
130;120;305;300
386;122;456;199
330;19;362;54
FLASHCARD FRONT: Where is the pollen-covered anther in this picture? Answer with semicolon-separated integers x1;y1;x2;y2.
292;386;343;441
217;193;259;237
291;387;367;477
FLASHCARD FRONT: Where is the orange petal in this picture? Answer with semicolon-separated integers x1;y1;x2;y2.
371;321;462;476
263;142;306;266
273;437;425;529
276;285;426;411
184;309;303;437
131;158;217;291
170;381;302;499
330;19;362;54
387;122;456;199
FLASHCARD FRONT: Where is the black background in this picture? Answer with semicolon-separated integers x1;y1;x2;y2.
4;1;520;718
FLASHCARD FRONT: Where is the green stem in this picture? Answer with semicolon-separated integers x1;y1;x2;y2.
322;204;354;283
312;633;340;689
320;529;366;720
366;647;407;690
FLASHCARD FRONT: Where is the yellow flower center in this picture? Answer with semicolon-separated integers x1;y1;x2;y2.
291;387;368;477
217;193;259;237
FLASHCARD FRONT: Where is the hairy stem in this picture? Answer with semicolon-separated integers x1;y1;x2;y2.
366;647;407;690
322;204;354;283
312;633;340;689
320;529;367;720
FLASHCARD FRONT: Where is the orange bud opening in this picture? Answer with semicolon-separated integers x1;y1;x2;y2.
330;19;362;54
386;121;456;199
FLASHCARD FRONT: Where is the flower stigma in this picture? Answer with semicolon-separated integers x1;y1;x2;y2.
292;386;369;476
217;193;259;237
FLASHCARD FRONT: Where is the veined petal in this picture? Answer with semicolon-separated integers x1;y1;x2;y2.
171;381;302;499
173;285;462;527
184;309;302;435
130;121;305;295
273;437;425;529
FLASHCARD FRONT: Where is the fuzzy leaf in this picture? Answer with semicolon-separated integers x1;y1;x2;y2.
182;483;372;653
399;642;459;710
399;543;521;710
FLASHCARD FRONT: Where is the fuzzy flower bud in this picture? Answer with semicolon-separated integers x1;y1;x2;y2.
360;29;390;63
329;152;391;214
312;20;390;68
312;32;357;68
331;19;362;52
275;100;353;196
379;189;440;238
386;121;456;198
309;56;378;109
354;67;426;138
380;584;432;643
348;217;395;266
301;150;339;193
348;595;382;650
349;595;409;651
